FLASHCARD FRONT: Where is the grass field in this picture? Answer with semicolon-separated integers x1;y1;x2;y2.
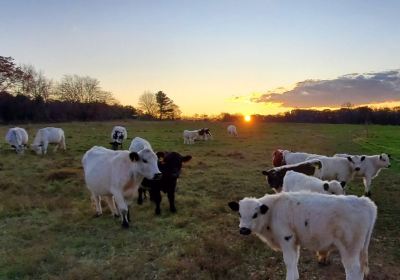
0;121;399;280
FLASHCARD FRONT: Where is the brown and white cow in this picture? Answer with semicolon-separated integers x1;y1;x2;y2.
229;192;377;280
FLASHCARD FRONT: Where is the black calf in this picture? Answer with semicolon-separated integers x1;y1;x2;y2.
138;151;192;215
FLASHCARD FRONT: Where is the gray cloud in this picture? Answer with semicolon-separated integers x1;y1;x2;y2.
252;70;400;107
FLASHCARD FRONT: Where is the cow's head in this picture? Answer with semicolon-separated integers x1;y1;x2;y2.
379;153;391;168
30;144;43;155
157;151;192;179
12;144;25;154
346;155;364;172
130;148;162;180
323;180;345;195
262;169;282;191
228;198;269;235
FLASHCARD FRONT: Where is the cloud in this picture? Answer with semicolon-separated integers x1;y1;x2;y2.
252;70;400;108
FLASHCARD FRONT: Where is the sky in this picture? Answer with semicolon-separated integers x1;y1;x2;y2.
2;0;400;116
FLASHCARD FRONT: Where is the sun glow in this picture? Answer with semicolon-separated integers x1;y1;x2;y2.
244;115;251;122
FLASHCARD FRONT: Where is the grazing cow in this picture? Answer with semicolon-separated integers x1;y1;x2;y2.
183;129;210;144
334;153;391;196
31;127;66;155
283;170;345;195
262;160;323;192
228;192;377;280
129;137;152;152
138;152;192;215
82;146;162;228
110;126;127;150
227;125;238;136
5;127;28;154
307;155;359;184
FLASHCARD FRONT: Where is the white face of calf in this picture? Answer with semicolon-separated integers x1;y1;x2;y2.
323;180;346;195
228;198;269;235
130;148;162;180
378;153;391;168
346;155;364;172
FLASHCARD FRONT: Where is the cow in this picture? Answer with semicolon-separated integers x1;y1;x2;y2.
228;192;377;280
110;126;127;150
31;127;66;155
201;128;213;140
227;125;238;136
334;153;391;196
129;137;152;152
138;151;192;215
273;150;321;167
82;146;162;228
307;155;359;184
262;160;323;192
183;128;212;144
282;170;345;195
5;127;29;154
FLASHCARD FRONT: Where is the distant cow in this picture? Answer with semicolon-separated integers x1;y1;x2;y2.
273;149;320;167
183;129;211;144
227;125;238;136
228;192;377;280
283;170;345;195
334;153;391;196
110;126;127;150
5;127;28;154
262;160;322;192
31;127;66;155
138;151;192;215
82;146;161;228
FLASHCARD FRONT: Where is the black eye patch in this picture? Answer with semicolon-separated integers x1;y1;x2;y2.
142;159;148;163
252;213;258;219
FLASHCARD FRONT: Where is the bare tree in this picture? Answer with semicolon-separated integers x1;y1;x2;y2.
138;91;158;117
20;64;53;101
0;56;25;93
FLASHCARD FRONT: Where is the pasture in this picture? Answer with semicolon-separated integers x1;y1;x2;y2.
0;121;399;280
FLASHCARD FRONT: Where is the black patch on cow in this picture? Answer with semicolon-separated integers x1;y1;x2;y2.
129;152;139;162
297;202;300;205
347;156;353;163
229;201;239;212
323;183;329;191
379;155;383;160
305;220;309;227
361;155;366;161
340;181;346;188
267;226;270;231
284;235;293;241
252;213;258;219
260;204;269;214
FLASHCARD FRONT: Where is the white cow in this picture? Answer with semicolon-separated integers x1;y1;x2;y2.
82;146;161;228
110;126;127;150
31;127;66;155
334;153;391;196
183;130;199;144
129;137;153;152
307;155;358;183
5;127;29;154
283;150;321;165
229;192;377;280
283;170;345;195
227;125;238;136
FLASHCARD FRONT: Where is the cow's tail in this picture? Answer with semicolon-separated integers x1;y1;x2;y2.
360;199;377;276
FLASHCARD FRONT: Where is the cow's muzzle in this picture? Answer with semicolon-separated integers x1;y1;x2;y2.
355;167;360;171
153;173;163;180
240;227;251;235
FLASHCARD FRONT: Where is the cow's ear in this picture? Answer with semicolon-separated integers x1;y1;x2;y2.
311;161;322;169
340;181;346;188
361;156;366;161
156;152;165;159
182;155;192;162
323;183;329;191
262;170;269;176
259;204;269;214
129;152;139;162
228;201;239;212
379;154;383;160
388;154;392;159
347;156;353;163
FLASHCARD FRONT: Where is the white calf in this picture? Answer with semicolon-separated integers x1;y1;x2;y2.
31;127;66;155
5;127;28;154
129;137;153;152
227;125;238;136
283;170;345;195
229;192;377;280
82;146;161;228
307;155;357;183
110;126;127;150
334;153;391;196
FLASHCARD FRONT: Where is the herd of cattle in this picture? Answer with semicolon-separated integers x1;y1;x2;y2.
4;124;392;280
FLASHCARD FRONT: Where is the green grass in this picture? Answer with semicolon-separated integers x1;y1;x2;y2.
0;121;399;279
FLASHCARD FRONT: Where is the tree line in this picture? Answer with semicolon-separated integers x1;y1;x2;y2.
0;56;181;123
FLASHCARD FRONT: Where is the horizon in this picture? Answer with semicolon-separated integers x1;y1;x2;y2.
2;0;400;116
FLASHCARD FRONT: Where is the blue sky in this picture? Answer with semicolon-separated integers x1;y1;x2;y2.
2;0;400;115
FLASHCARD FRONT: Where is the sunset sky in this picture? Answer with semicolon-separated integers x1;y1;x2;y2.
2;0;400;116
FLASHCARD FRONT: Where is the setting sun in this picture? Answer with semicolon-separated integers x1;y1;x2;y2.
244;115;251;122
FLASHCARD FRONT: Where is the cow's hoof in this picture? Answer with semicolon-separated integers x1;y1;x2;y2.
93;212;102;218
121;221;129;228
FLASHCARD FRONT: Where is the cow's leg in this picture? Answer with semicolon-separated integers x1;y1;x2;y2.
42;142;48;155
137;187;144;205
61;136;66;150
150;189;162;215
91;194;102;217
104;195;119;217
341;255;363;280
112;191;129;228
282;239;300;280
363;176;372;197
167;189;177;213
